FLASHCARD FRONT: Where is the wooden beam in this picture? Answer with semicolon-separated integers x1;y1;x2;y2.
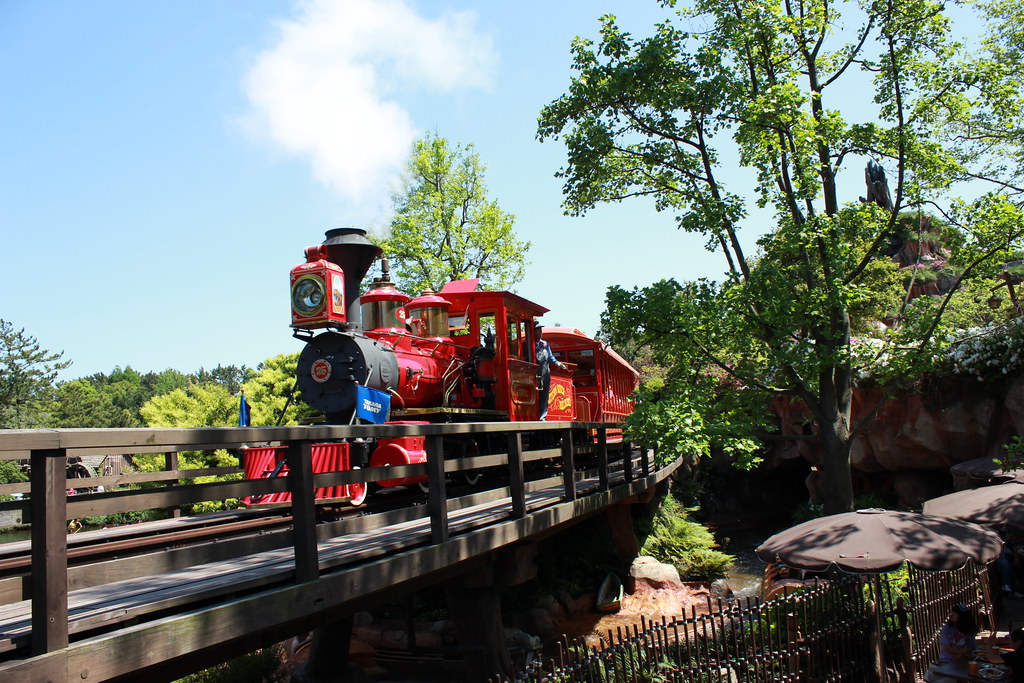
596;427;609;492
288;440;318;583
561;430;576;502
30;449;68;654
426;434;448;545
0;422;620;456
508;433;525;519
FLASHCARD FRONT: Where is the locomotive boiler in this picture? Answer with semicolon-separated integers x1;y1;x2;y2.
241;227;639;506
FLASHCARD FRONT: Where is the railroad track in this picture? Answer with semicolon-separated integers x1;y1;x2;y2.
0;475;505;578
0;443;616;580
0;483;430;581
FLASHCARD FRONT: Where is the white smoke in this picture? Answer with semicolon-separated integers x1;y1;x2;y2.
242;0;495;210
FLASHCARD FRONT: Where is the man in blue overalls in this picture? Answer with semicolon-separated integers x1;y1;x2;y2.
535;323;567;420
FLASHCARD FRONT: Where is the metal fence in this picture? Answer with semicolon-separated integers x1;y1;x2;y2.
504;562;986;683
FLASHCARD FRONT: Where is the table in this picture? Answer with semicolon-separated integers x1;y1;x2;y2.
926;659;1010;682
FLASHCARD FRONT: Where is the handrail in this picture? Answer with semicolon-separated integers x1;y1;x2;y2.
0;421;616;454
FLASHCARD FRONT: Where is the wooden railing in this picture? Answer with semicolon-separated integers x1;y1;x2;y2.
0;422;665;672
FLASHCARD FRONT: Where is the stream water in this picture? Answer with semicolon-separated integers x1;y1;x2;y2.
722;527;782;599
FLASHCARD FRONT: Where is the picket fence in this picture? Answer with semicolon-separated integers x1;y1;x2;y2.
500;562;988;683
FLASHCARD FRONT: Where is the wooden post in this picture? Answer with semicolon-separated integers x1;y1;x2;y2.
507;432;525;518
288;440;319;583
622;442;633;483
427;434;448;544
302;617;354;680
867;596;885;683
596;427;609;491
640;446;650;477
786;612;802;681
445;566;513;682
606;503;639;562
560;429;576;502
979;563;997;635
164;452;180;518
896;597;915;683
30;448;68;654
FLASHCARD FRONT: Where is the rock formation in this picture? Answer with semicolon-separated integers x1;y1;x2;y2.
769;375;1024;506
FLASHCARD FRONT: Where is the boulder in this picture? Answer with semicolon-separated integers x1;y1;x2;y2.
892;470;949;507
628;556;683;593
526;607;557;640
710;579;733;599
1007;377;1024;435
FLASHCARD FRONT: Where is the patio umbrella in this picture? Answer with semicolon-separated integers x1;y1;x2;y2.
755;509;1002;573
923;480;1024;533
950;456;1024;485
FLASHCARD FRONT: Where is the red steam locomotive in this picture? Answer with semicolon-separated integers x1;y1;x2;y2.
242;228;637;506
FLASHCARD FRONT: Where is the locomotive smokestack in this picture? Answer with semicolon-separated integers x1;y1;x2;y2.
321;227;382;327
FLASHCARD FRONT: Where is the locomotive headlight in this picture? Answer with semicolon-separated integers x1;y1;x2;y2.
292;275;326;316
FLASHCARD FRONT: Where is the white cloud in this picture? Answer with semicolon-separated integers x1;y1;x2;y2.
242;0;495;212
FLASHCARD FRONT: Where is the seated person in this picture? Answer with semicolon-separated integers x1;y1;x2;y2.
925;604;978;683
997;528;1024;597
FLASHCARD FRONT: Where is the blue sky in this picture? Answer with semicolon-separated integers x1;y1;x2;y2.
1;1;763;379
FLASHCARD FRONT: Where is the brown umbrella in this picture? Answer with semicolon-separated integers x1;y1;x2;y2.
950;456;1024;484
923;480;1024;533
755;509;1002;573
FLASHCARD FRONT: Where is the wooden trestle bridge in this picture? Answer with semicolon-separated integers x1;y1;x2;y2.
0;422;679;682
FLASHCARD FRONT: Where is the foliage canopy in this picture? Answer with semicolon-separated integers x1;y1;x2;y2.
0;319;70;428
540;0;1024;512
375;133;531;294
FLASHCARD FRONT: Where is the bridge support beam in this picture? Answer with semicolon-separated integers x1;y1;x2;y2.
445;571;511;682
445;544;537;682
606;500;640;563
293;615;374;683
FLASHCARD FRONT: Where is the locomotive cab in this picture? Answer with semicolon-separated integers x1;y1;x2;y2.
439;284;574;421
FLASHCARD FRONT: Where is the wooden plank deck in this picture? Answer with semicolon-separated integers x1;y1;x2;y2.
0;477;577;652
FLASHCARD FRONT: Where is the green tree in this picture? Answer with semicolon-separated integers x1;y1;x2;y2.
0;320;70;428
376;133;531;294
539;2;1024;512
52;378;136;428
148;368;190;397
195;365;252;395
241;353;318;426
140;383;237;430
63;366;192;428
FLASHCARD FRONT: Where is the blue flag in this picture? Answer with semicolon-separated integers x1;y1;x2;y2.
239;394;250;427
355;385;390;424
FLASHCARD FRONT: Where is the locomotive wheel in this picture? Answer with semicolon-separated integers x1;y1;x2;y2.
462;439;481;486
348;467;368;506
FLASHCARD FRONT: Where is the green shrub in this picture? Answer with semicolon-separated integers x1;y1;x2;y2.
175;646;286;683
80;509;164;527
0;461;28;484
637;491;734;581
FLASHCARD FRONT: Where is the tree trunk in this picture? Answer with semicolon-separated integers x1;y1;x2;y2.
818;359;855;514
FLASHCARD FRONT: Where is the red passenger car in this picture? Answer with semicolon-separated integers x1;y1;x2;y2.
541;327;638;439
